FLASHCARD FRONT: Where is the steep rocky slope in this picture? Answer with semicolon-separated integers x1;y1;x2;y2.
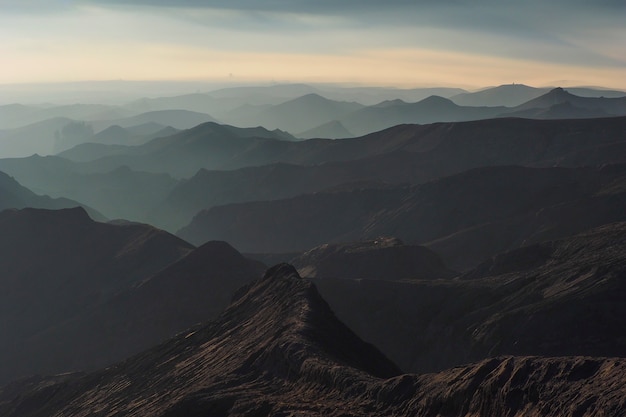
1;264;625;416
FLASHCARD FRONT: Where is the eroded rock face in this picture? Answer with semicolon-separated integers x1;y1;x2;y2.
2;263;626;417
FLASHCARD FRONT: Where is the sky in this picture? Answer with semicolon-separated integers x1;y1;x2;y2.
1;0;625;90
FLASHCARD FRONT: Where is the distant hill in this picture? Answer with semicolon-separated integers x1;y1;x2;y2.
4;117;626;231
0;155;178;222
503;101;611;119
89;123;176;146
223;93;364;134
0;117;79;157
73;121;299;178
178;165;626;271
0;117;178;158
91;109;219;131
452;84;625;107
0;170;103;219
315;86;468;105
0;103;134;130
564;86;626;98
339;95;506;136
297;119;354;139
125;93;234;118
451;84;548;107
507;87;626;115
57;126;179;162
55;142;135;162
150;153;429;231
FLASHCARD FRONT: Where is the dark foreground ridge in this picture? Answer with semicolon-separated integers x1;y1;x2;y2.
2;263;626;416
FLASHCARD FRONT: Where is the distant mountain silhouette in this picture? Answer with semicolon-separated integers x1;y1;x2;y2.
503;101;611;119
70;121;298;178
0;103;134;130
297;119;354;139
451;84;548;107
179;165;626;271
338;95;507;136
2;261;626;416
57;126;178;162
209;83;466;105
90;109;219;131
125;93;238;119
507;87;626;115
0;170;103;219
564;86;626;98
214;87;626;136
150;153;432;231
223;93;364;134
39;116;626;183
0;207;193;383
0;117;81;157
3;117;625;232
0;155;178;222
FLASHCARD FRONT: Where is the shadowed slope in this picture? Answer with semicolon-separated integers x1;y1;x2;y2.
314;222;626;373
0;207;193;383
2;264;626;416
0;264;401;416
179;164;626;271
20;241;266;375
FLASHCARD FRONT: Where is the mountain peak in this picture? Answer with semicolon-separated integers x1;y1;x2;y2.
262;262;301;281
418;95;455;106
547;86;571;96
214;263;402;380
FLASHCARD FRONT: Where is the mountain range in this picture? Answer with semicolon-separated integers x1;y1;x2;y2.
177;146;626;264
2;115;624;233
2;82;626;415
2;85;624;158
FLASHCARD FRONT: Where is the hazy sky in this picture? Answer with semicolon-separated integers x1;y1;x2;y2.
1;0;625;89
